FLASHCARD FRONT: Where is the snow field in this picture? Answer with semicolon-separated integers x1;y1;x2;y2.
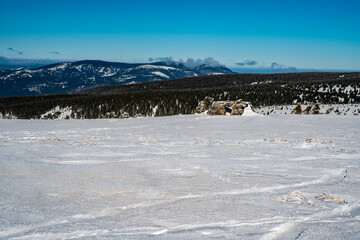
0;114;359;239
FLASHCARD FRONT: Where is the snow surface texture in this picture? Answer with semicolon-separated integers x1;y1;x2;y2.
0;115;360;239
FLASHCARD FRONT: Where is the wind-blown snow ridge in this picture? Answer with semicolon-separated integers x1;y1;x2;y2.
134;65;177;71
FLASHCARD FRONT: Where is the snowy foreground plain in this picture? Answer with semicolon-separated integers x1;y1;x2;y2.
1;114;360;239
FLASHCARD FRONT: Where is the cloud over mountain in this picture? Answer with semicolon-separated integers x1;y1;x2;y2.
149;57;223;69
270;62;297;72
235;58;297;73
7;47;23;55
236;60;258;66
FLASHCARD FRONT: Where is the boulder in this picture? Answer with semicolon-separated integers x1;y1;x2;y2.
208;101;227;115
120;112;130;119
195;97;214;114
231;103;247;115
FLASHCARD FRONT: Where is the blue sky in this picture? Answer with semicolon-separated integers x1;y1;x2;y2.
1;0;360;71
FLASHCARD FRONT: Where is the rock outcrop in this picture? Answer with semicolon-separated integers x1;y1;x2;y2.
196;97;254;116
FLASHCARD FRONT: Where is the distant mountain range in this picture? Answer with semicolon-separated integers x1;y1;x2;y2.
0;60;233;97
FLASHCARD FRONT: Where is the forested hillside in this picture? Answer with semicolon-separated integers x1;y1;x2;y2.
1;72;359;119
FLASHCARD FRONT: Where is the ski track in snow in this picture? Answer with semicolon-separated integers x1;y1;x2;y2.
0;115;360;239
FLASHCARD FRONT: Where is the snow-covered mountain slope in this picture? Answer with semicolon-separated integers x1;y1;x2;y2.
0;60;233;97
1;115;359;239
255;103;360;116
